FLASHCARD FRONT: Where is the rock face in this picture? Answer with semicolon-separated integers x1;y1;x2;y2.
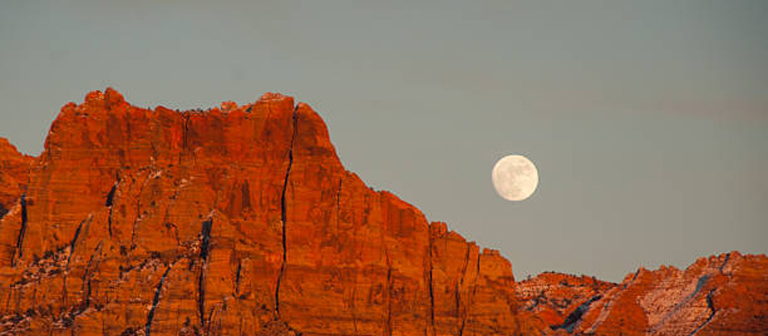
520;252;768;336
0;89;765;336
563;252;768;336
0;137;33;219
516;272;617;329
0;89;536;335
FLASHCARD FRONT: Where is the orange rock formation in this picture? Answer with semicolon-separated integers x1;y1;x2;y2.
519;252;768;335
517;272;617;328
0;89;765;335
0;137;33;218
555;252;768;336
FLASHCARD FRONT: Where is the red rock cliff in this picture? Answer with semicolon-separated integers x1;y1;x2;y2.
0;89;537;335
0;89;765;336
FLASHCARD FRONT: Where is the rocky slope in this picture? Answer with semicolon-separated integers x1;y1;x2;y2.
564;252;768;336
0;89;765;336
516;272;617;329
520;252;768;335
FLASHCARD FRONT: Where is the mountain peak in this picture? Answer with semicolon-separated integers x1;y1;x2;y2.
0;89;537;335
0;90;765;335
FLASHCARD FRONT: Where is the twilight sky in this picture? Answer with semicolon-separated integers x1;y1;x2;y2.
1;0;766;282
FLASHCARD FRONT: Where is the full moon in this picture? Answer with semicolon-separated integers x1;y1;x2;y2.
491;155;539;201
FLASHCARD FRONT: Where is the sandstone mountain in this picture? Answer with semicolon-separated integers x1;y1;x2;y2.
0;138;33;218
0;89;765;335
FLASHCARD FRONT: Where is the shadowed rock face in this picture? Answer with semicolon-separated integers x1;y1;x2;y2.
0;89;765;336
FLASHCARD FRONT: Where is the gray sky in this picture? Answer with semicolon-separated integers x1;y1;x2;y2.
2;0;767;282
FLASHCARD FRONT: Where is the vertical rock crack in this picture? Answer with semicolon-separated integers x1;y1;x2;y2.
198;219;213;332
457;243;471;336
11;194;28;266
66;215;90;268
460;252;482;336
106;181;118;237
427;227;435;335
234;260;242;296
146;266;173;336
275;106;298;317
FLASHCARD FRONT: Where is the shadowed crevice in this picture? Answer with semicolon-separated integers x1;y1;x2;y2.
146;266;173;336
234;260;242;295
719;253;731;273
624;269;642;290
687;289;717;336
553;295;602;332
457;243;471;336
82;277;91;311
80;241;103;313
61;215;91;305
460;251;482;336
427;227;435;335
198;219;213;331
275;106;298;317
200;219;213;261
11;194;28;266
66;215;90;268
179;112;192;165
689;275;710;301
106;181;118;237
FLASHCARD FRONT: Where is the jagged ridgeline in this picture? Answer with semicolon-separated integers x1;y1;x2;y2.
0;89;765;336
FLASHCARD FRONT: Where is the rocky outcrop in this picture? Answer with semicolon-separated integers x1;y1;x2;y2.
0;137;33;219
0;89;765;335
587;252;768;336
517;272;617;329
0;89;534;335
522;252;768;336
